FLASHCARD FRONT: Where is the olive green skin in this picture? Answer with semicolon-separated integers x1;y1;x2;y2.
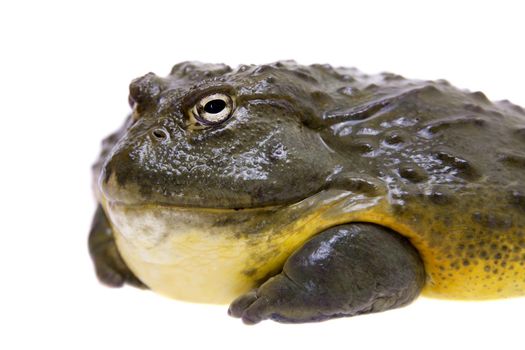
99;62;339;208
93;61;525;311
98;61;525;214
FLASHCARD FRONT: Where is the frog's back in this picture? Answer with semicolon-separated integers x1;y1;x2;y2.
303;65;525;299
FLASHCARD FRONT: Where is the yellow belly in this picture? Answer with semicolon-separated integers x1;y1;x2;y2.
105;189;383;303
104;188;525;304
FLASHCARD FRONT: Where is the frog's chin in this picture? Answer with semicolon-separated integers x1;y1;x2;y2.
102;189;383;304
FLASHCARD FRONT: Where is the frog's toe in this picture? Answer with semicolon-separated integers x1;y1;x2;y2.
228;274;308;324
229;290;281;325
94;258;147;289
228;290;258;319
95;263;126;287
228;292;273;325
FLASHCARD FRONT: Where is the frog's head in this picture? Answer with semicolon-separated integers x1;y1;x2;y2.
100;61;344;209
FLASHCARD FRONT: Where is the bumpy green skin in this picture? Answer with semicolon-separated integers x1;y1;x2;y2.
98;61;525;212
228;223;425;324
90;61;525;324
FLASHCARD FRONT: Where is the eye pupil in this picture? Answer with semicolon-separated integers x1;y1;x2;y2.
203;99;226;114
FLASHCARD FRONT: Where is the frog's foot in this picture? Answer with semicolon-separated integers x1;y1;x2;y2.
229;223;425;324
88;205;146;289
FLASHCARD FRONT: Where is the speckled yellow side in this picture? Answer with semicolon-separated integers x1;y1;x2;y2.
105;187;525;304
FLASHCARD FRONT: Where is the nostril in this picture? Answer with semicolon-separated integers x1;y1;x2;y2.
151;128;169;141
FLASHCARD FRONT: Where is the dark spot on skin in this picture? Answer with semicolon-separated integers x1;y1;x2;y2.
391;202;407;215
347;141;375;154
471;212;513;230
383;131;405;145
498;152;525;168
427;190;453;205
213;215;249;227
435;151;480;180
243;268;257;277
464;230;475;240
398;165;427;183
310;91;333;106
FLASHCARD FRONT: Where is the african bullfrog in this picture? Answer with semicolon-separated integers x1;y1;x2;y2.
89;61;525;324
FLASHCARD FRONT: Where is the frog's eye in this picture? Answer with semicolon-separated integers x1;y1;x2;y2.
189;93;235;126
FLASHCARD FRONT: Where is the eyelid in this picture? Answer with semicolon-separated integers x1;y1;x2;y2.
185;89;236;129
181;85;236;111
197;93;230;109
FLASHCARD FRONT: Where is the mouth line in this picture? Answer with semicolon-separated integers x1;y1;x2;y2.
106;199;291;212
104;188;353;213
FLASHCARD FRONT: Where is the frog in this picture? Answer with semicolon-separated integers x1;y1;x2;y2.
89;61;525;324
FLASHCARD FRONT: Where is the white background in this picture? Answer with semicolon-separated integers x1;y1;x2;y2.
1;1;524;349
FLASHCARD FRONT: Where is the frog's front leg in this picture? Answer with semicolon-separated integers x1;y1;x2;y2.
229;223;425;324
88;205;146;289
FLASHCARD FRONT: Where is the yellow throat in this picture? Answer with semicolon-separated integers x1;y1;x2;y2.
104;189;383;304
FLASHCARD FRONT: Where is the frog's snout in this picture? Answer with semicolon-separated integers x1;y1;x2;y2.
98;133;165;205
98;143;139;205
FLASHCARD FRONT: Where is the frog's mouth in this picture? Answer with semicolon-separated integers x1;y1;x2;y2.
99;167;336;210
